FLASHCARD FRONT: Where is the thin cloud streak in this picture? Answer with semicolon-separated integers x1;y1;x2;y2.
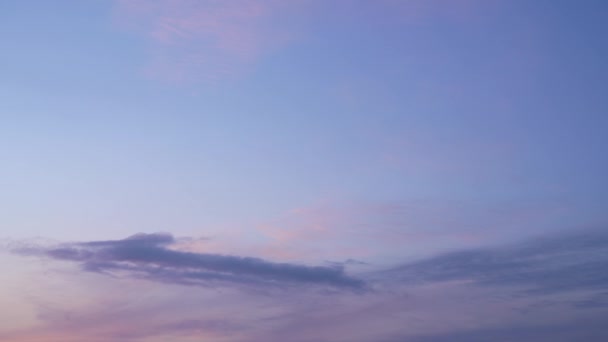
13;233;366;290
113;0;302;83
383;227;608;295
112;0;499;84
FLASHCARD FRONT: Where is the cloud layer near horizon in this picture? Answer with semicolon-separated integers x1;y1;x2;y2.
4;228;608;341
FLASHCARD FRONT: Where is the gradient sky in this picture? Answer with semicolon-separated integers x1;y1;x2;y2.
1;1;608;341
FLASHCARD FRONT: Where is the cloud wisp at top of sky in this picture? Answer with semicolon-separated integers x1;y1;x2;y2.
113;0;304;83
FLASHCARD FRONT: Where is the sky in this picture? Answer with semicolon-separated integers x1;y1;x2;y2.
1;0;607;341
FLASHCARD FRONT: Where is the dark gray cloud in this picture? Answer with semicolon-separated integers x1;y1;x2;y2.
385;228;608;294
14;233;365;290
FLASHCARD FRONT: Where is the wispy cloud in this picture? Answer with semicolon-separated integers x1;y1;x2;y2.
13;233;365;290
253;199;566;265
113;0;302;83
112;0;499;84
384;228;608;295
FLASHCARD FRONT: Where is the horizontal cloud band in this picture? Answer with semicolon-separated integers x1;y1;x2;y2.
16;233;366;290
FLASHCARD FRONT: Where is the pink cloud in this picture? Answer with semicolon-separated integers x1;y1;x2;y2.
248;197;572;266
113;0;303;83
113;0;499;84
0;273;249;342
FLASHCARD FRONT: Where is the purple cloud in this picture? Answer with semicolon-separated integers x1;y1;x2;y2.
383;228;608;295
15;233;365;290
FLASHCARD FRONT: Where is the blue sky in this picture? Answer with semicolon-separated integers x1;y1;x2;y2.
1;1;608;341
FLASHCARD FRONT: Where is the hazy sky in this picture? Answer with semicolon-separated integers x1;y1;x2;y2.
1;1;607;341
